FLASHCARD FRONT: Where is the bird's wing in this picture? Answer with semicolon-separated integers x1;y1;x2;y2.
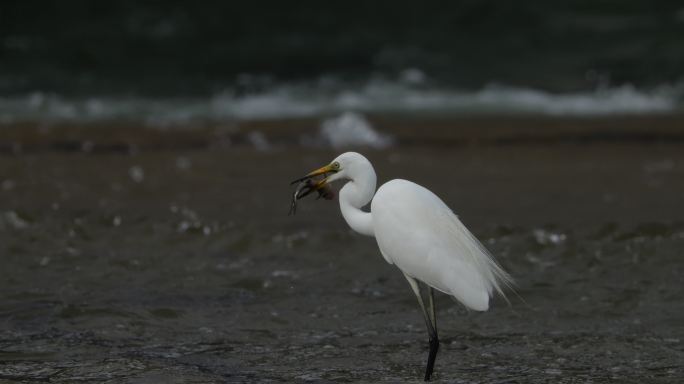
372;179;513;311
431;208;513;309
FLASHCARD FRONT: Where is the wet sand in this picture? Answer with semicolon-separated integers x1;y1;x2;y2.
1;117;683;382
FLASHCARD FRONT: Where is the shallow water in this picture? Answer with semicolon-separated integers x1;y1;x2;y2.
1;141;683;382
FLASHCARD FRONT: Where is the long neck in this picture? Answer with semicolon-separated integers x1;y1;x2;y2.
339;168;376;237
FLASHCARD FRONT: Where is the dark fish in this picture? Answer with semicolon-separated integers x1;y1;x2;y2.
289;179;335;215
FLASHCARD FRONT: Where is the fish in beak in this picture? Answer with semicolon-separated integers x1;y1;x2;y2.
288;164;338;215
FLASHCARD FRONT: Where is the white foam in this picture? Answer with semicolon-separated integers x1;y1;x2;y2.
128;166;145;183
469;84;677;115
318;112;393;149
227;80;681;117
1;211;29;230
0;80;680;125
532;229;567;245
246;131;271;151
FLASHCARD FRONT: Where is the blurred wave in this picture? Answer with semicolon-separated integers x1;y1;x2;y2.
1;77;681;125
316;112;394;149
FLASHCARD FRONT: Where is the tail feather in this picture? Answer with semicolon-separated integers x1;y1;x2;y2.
447;211;515;303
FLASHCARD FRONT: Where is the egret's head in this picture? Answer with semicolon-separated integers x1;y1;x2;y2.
291;152;371;191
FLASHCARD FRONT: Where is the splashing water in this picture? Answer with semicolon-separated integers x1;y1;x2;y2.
318;112;394;149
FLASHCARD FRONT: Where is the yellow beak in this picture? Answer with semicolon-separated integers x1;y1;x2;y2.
290;163;337;188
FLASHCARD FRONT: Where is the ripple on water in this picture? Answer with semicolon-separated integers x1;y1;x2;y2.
148;308;184;319
58;304;142;320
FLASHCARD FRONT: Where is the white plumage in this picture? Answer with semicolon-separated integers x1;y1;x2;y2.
295;151;512;381
372;179;511;311
324;152;512;309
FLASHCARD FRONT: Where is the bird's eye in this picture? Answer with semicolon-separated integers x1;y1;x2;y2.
332;162;340;170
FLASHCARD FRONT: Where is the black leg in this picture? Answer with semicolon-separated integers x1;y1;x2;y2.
425;286;439;381
403;273;440;381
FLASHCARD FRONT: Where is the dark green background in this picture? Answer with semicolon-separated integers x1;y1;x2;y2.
1;0;683;95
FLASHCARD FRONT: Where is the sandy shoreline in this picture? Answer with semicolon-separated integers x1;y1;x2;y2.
1;113;684;153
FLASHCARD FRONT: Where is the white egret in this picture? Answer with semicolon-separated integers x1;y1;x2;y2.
291;152;513;381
